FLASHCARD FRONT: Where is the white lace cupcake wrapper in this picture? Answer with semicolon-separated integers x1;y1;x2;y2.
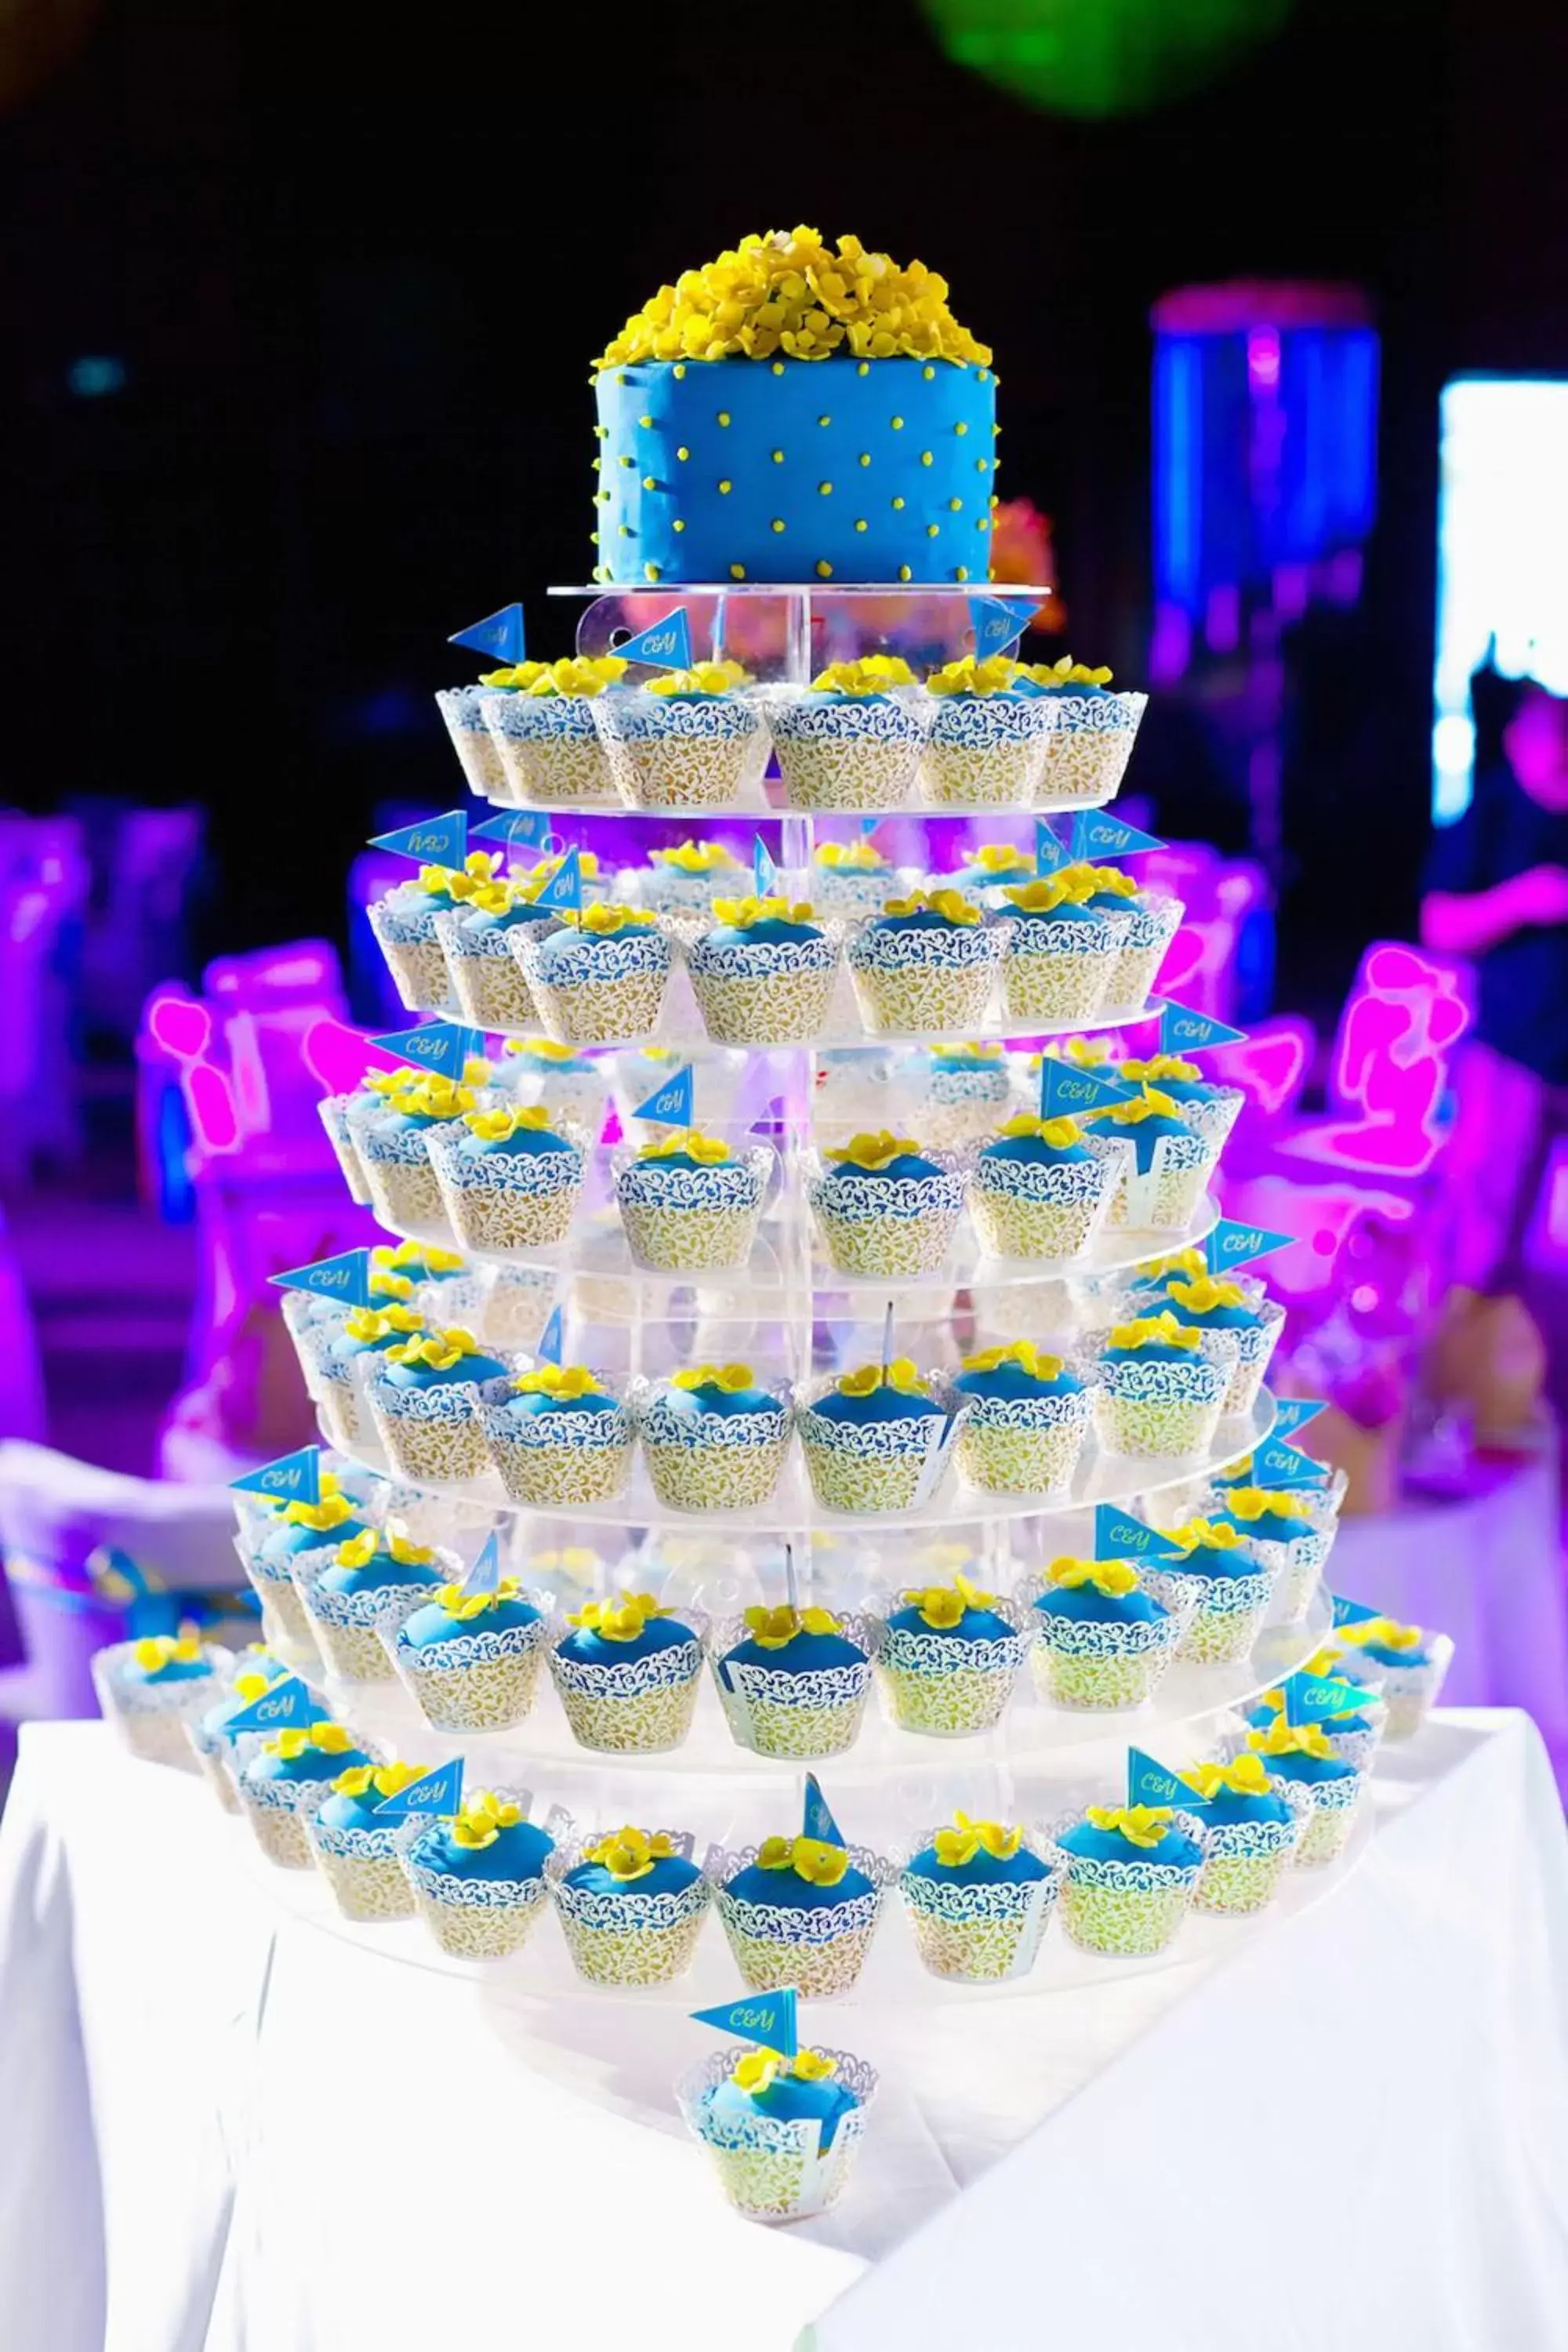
593;695;766;808
679;2045;877;2222
368;895;443;950
899;1831;1062;1981
518;927;673;992
771;695;931;810
1194;1844;1294;1915
437;689;511;799
318;1098;372;1203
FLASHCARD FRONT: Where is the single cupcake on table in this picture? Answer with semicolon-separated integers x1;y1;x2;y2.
517;903;674;1045
1160;1516;1276;1666
713;1604;873;1759
1029;1555;1186;1710
296;1527;448;1682
846;888;1000;1034
368;852;505;1014
1051;1801;1205;1955
93;1626;226;1769
952;1340;1091;1497
1213;1484;1334;1623
352;1072;477;1239
1086;1084;1214;1233
1091;1309;1229;1461
479;1363;633;1507
547;1824;710;1985
994;872;1128;1026
1021;658;1148;805
712;1827;892;1995
614;1126;771;1272
680;2041;877;2226
479;655;627;804
593;661;765;808
435;675;511;803
636;1363;793;1512
1156;1274;1285;1417
797;1358;959;1515
873;1570;1027;1737
641;838;748;915
1244;1715;1364;1867
388;1574;549;1733
921;655;1057;807
939;842;1038;906
243;1483;370;1655
969;1113;1123;1264
427;1103;587;1257
237;1720;372;1869
434;874;556;1034
908;1039;1014;1147
303;1759;433;1922
1054;860;1183;1013
547;1590;706;1753
901;1812;1060;1980
771;656;931;811
1331;1614;1450;1740
402;1788;555;1958
366;1326;513;1487
1179;1751;1303;1915
688;895;841;1045
808;1128;968;1279
811;836;902;913
492;1038;607;1135
1116;1053;1245;1155
310;1304;427;1456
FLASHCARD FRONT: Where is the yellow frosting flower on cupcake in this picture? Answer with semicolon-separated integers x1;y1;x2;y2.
1247;1718;1334;1762
932;1812;1023;1867
646;660;748;699
880;888;982;927
637;1127;733;1164
1021;655;1115;688
1047;1555;1142;1599
450;1791;522;1849
567;1592;672;1642
1135;1246;1207;1283
811;655;916;695
384;1327;486;1374
131;1628;204;1674
1049;1035;1116;1068
492;655;627;699
339;1304;425;1348
1120;1054;1202;1087
900;1570;996;1630
568;902;657;935
434;1577;526;1621
1105;1310;1203;1352
815;840;891;868
671;1361;757;1394
267;1722;355;1761
1167;1276;1249;1316
1223;1485;1310;1521
332;1759;426;1802
653;840;742;873
1170;1516;1247;1554
757;1833;850;1886
710;893;817;928
277;1489;357;1533
394;1073;477;1122
961;844;1034;875
825;1129;924;1171
1180;1753;1275;1802
1090;1087;1182;1131
462;1104;562;1145
926;655;1022;698
960;1338;1064;1380
993;1112;1085;1149
732;2045;838;2093
743;1604;840;1648
1000;874;1077;915
514;1363;604;1401
1084;1802;1171;1848
836;1357;929;1399
582;1826;678;1882
1336;1615;1424;1653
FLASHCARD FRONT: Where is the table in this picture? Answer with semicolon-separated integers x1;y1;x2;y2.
1;1713;1566;2352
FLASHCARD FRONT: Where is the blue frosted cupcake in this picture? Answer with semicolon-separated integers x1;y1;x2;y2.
799;1359;958;1515
1214;1485;1335;1623
1245;1671;1385;1771
636;1363;793;1512
1117;1052;1245;1155
547;1824;710;1985
517;903;674;1044
309;1303;428;1457
641;838;748;914
186;1648;296;1809
771;657;931;811
909;1039;1014;1148
938;843;1036;906
548;1591;706;1753
480;1363;633;1506
1057;858;1182;1011
593;663;767;809
434;877;554;1034
368;853;504;1014
354;1071;477;1239
901;1813;1060;1980
242;1483;371;1655
811;836;902;913
492;1039;607;1134
996;873;1128;1025
970;1113;1123;1264
1245;1716;1364;1866
688;895;840;1045
1158;1274;1285;1417
614;1127;771;1272
435;679;510;801
372;1237;469;1298
367;1326;513;1487
298;1527;448;1682
236;1721;371;1870
712;1827;893;1995
1178;1752;1302;1915
303;1759;432;1921
402;1788;556;1959
1331;1615;1449;1740
427;1103;587;1257
873;1572;1026;1735
1159;1515;1276;1665
808;1128;968;1278
1030;1555;1185;1711
953;1340;1091;1496
1092;1310;1228;1461
922;655;1057;807
1051;1801;1204;1955
847;889;1000;1035
389;1575;548;1732
1087;1083;1214;1233
681;2042;878;2224
93;1626;226;1769
713;1605;873;1759
1018;658;1146;805
479;657;627;804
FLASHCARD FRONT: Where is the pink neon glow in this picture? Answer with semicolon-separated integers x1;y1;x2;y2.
1247;327;1281;388
147;994;212;1063
1220;1170;1415;1301
1282;942;1470;1176
303;1015;402;1101
183;1061;241;1154
1213;1021;1312;1118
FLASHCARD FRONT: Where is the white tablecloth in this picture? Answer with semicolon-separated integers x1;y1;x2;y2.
2;1714;1566;2352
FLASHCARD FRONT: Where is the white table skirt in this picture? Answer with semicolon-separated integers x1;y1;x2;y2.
1;1713;1566;2352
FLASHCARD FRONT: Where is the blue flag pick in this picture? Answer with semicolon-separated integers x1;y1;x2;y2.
1272;1398;1328;1438
465;1530;503;1596
691;1988;799;2060
532;847;583;913
1040;1056;1128;1122
753;835;779;896
802;1773;845;1849
1035;818;1070;873
968;594;1038;659
270;1248;373;1312
1128;1748;1203;1812
470;809;555;849
1069;809;1166;861
1250;1433;1330;1489
1205;1218;1295;1275
230;1446;321;1509
1280;1671;1369;1727
860;817;882;839
535;1304;564;1365
369;811;468;868
1157;1000;1249;1054
1094;1503;1189;1563
1331;1594;1382;1630
615;608;693;670
368;1022;481;1081
448;604;525;666
372;1757;466;1823
631;1063;695;1126
222;1673;325;1736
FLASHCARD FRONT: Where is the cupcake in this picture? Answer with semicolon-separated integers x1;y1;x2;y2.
317;1065;426;1207
1087;1084;1214;1233
641;838;748;915
680;2041;877;2224
516;904;673;1044
237;1720;371;1869
492;1038;607;1134
435;679;511;802
547;1591;706;1753
636;1364;793;1512
808;1129;968;1279
427;1104;587;1256
1244;1716;1364;1866
1180;1752;1302;1915
1331;1615;1449;1740
548;1824;710;1985
908;1040;1014;1147
1092;1311;1229;1461
297;1528;447;1682
901;1813;1059;1980
368;853;505;1014
996;873;1127;1025
372;1236;470;1298
309;1304;427;1456
480;656;627;804
713;1606;873;1759
938;842;1037;906
921;655;1054;807
811;836;902;913
93;1627;225;1769
303;1759;430;1922
1054;862;1182;1013
1160;1517;1276;1666
434;876;557;1033
873;1571;1026;1736
1051;1802;1204;1955
1245;1675;1385;1771
1157;1275;1285;1417
593;662;765;808
367;1326;512;1487
402;1788;555;1958
1116;1053;1245;1155
712;1828;891;1994
1213;1486;1334;1623
969;1113;1123;1264
688;895;840;1045
953;1341;1091;1497
243;1483;371;1652
846;890;1000;1035
353;1072;477;1239
1019;658;1148;807
797;1359;959;1515
480;1363;633;1507
186;1651;294;1809
389;1574;548;1732
770;657;931;811
614;1127;770;1272
1030;1555;1185;1710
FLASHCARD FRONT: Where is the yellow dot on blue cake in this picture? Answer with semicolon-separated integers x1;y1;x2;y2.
956;566;970;581
976;516;989;531
638;414;653;429
677;446;690;461
619;524;630;535
859;452;871;466
976;458;989;472
773;362;786;375
857;361;869;375
731;564;746;579
891;416;905;429
927;523;940;537
645;563;660;580
923;365;935;380
891;496;905;510
920;451;933;466
641;475;656;490
673;363;686;378
855;518;868;532
898;564;912;581
771;449;785;463
949;497;963;511
978;369;990;383
818;414;831;426
673;519;685;532
816;561;833;578
818;481;832;495
771;518;786;532
955;421;968;436
717;411;731;426
619;455;633;467
718;480;732;493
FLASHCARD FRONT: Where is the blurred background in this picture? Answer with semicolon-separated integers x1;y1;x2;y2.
1;0;1566;1777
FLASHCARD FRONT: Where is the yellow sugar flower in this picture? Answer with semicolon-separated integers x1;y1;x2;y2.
1167;1276;1249;1316
1047;1556;1141;1599
743;1604;840;1650
815;839;890;867
836;1356;928;1399
279;1490;355;1532
385;1326;485;1374
810;655;916;695
437;1577;523;1621
1022;655;1114;688
462;1104;559;1145
567;1592;671;1643
572;901;655;935
1120;1054;1202;1086
901;1570;996;1631
1085;1803;1172;1849
1051;1036;1115;1068
340;1304;424;1347
332;1759;426;1802
932;1811;1023;1867
926;654;1022;697
513;1363;604;1401
1136;1246;1207;1283
450;1791;522;1849
1106;1311;1202;1352
503;1037;583;1063
994;1113;1083;1148
1336;1617;1422;1653
394;1073;476;1123
1247;1718;1333;1762
132;1627;204;1674
757;1833;849;1886
710;894;816;928
824;1129;924;1171
520;655;629;699
670;1361;757;1394
1171;1517;1246;1554
960;1339;1063;1381
1180;1754;1274;1802
1000;875;1075;915
267;1722;354;1761
1223;1486;1308;1522
646;661;746;699
654;840;741;873
583;1826;677;1882
880;888;981;927
637;1127;733;1164
963;844;1033;874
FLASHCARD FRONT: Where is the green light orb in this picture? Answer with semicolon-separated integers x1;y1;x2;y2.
919;0;1298;118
